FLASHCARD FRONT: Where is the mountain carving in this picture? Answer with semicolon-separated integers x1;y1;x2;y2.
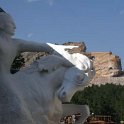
20;42;124;85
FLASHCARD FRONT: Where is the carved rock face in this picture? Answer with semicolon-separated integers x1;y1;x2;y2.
21;42;122;78
89;52;122;77
63;42;86;53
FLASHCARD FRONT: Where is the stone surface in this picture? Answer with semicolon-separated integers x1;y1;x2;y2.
63;41;86;52
87;52;122;77
21;42;123;78
21;52;47;67
90;76;124;86
20;42;124;86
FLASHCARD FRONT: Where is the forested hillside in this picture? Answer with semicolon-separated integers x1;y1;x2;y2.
71;84;124;122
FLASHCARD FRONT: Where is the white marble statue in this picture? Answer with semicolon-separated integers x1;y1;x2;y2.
0;8;95;124
46;43;95;102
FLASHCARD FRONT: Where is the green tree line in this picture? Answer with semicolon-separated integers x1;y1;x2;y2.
71;84;124;122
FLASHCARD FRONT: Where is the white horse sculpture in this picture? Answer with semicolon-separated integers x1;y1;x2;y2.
12;53;94;124
0;8;95;124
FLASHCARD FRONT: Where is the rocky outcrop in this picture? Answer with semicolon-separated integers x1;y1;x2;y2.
21;52;48;67
21;42;86;68
19;42;124;86
90;76;124;86
87;52;122;77
63;42;86;52
62;42;123;77
21;42;123;79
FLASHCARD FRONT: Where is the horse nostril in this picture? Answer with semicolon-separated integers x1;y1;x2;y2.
61;91;66;98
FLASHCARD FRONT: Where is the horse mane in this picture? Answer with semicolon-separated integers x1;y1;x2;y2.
22;54;72;74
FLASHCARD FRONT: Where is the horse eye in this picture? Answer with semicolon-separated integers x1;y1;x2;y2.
77;75;84;81
77;81;83;85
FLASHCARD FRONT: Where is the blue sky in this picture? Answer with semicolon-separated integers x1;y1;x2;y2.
1;0;124;68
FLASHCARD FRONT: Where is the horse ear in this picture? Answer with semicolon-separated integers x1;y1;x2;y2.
0;8;6;13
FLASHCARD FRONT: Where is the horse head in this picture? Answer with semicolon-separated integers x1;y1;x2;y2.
57;54;95;103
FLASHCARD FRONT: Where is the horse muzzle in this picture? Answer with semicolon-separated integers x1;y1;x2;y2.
57;88;71;103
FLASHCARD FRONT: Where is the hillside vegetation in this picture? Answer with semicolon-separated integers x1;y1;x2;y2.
71;84;124;122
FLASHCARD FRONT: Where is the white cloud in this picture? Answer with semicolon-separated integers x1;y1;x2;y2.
27;33;34;38
27;0;40;3
120;10;124;15
47;0;55;6
26;0;55;6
